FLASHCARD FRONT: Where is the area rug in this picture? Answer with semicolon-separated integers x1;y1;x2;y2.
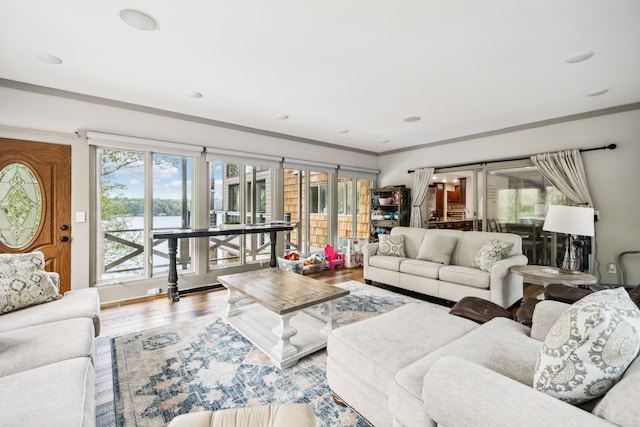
112;281;437;426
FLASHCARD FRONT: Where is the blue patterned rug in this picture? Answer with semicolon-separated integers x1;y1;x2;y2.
112;281;429;426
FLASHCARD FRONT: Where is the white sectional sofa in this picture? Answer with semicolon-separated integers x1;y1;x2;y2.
0;271;100;427
328;294;640;427
363;227;528;308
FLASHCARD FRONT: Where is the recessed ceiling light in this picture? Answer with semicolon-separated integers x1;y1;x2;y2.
185;90;202;98
35;53;63;65
432;175;438;180
119;8;159;31
275;114;289;120
566;51;594;64
587;89;608;97
379;140;390;144
442;179;447;183
337;129;349;134
404;116;421;122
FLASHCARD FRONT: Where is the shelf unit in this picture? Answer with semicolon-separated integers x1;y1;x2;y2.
370;187;411;242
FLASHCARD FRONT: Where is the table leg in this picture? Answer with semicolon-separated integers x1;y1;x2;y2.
272;312;298;362
222;288;241;318
166;237;180;302
269;230;278;267
321;300;337;336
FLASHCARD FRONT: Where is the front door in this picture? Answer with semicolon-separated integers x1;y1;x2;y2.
0;138;72;293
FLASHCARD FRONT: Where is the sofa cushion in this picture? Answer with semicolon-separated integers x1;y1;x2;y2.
399;259;442;279
378;234;406;257
0;251;61;314
533;288;640;404
452;231;522;267
472;240;514;272
0;318;95;377
0;288;101;336
391;318;541;427
0;357;95;427
328;302;476;400
438;265;490;289
390;227;428;259
592;354;640;425
369;255;405;271
530;300;572;341
416;234;458;265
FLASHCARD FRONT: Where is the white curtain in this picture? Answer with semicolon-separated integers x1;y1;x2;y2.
410;167;434;228
531;149;594;207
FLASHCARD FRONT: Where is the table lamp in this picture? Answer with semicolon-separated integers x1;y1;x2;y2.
542;205;594;273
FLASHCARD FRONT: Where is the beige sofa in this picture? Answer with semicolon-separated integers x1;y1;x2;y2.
327;298;639;427
0;272;101;427
363;227;528;308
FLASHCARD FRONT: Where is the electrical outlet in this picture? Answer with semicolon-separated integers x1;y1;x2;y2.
608;263;617;274
147;287;161;296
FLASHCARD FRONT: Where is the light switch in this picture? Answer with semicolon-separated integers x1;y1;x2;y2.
76;212;86;223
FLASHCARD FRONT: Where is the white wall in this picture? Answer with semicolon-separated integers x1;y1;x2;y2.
0;86;378;302
379;109;640;286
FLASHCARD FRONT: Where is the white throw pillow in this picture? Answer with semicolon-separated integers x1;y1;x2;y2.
472;240;513;272
533;288;640;404
416;234;458;265
377;234;406;257
0;251;61;314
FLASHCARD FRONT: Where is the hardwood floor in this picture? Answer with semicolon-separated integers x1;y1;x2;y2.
94;267;541;426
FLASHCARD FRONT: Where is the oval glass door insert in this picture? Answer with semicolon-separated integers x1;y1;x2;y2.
0;162;43;248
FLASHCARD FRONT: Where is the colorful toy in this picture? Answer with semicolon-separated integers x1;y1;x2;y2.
325;244;344;270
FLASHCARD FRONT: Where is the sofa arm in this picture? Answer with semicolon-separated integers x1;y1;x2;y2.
490;254;528;279
423;356;616;427
362;243;378;267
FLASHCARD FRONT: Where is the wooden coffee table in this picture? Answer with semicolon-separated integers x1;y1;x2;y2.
218;268;349;369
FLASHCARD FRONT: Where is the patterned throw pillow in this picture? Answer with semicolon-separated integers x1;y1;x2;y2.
0;251;61;314
377;234;406;257
416;234;458;265
533;288;640;404
472;240;513;271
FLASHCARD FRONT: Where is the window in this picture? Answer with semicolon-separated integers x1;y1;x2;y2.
256;180;266;213
95;148;193;282
337;180;353;215
310;184;328;214
229;184;239;212
208;160;274;267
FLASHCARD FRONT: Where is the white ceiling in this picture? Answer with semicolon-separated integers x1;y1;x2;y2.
1;0;639;154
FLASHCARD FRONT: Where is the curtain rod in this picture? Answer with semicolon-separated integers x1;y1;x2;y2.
407;143;617;173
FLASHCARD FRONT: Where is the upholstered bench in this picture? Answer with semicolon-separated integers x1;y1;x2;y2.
327;302;478;427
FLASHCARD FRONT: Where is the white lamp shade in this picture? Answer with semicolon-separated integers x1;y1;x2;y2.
542;205;595;236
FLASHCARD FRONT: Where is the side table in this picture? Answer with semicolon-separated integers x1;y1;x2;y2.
510;265;597;288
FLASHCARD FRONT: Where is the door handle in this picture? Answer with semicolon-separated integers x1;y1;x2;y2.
60;224;69;230
60;236;69;242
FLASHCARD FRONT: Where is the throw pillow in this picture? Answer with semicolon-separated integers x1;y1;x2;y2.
0;251;61;314
377;234;406;257
472;240;514;272
533;288;640;404
416;234;458;265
